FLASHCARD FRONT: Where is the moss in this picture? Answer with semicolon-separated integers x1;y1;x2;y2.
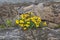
0;24;5;28
5;19;12;27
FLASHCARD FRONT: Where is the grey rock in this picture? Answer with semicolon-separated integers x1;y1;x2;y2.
19;2;60;28
48;22;58;29
0;27;60;40
22;2;60;24
35;2;60;24
0;2;60;40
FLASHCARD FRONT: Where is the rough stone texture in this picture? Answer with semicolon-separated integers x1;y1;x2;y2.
0;4;19;26
0;2;60;25
0;2;60;40
0;27;60;40
23;2;60;24
19;2;60;28
48;22;58;29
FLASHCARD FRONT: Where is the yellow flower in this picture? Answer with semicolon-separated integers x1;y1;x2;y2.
31;17;33;20
33;16;37;19
17;12;43;30
23;14;28;18
31;19;36;22
24;24;30;27
16;20;19;24
20;14;25;19
20;13;29;19
23;27;27;30
36;24;39;27
28;12;34;15
38;17;41;20
27;22;30;24
20;14;24;18
20;20;24;23
43;22;47;26
25;18;31;21
34;22;37;24
36;19;41;23
19;24;24;27
24;14;29;17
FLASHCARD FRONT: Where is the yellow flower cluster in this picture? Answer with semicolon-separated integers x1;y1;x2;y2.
16;12;47;30
16;19;30;30
43;21;47;26
16;12;32;30
31;16;41;27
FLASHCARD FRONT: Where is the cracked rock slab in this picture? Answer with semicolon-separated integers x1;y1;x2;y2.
0;27;60;40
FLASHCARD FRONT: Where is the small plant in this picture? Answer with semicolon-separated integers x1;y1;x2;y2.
16;12;47;30
6;19;12;27
0;24;5;28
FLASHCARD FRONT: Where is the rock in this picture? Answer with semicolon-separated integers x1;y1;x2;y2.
48;22;58;29
0;2;60;27
0;4;19;27
22;2;60;24
0;2;60;40
34;2;60;24
0;18;3;24
0;27;60;40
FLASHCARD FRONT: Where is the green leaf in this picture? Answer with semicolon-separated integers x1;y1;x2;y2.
0;25;5;28
29;21;34;29
6;20;11;26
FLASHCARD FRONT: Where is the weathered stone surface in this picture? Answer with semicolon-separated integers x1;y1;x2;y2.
0;2;60;40
0;4;20;27
22;2;60;24
0;5;18;18
38;2;60;28
39;2;60;24
0;2;60;26
0;27;60;40
17;2;60;29
48;22;58;29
